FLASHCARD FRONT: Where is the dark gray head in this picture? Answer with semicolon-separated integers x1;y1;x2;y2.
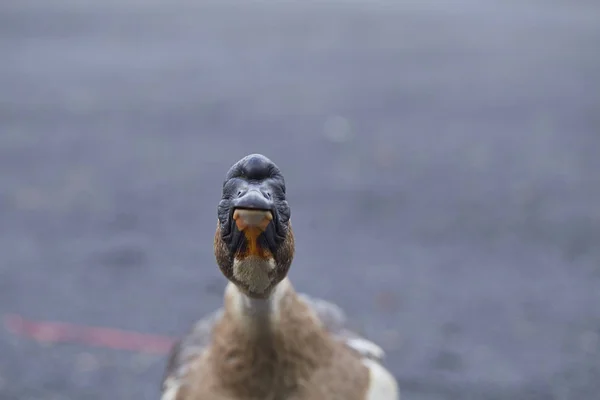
214;154;294;298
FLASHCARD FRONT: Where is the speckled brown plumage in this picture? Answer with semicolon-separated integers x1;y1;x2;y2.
173;281;370;400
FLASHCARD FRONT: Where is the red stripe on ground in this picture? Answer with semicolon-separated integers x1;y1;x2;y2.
3;313;176;354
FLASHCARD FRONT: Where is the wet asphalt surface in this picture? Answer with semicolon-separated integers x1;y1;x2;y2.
1;0;600;399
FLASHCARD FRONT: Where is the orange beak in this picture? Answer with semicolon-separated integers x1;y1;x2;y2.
233;209;273;232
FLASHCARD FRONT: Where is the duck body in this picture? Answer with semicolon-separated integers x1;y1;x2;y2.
161;154;399;400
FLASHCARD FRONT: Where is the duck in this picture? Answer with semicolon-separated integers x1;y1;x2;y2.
161;154;399;400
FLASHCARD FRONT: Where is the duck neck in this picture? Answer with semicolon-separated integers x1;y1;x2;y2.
212;277;338;397
224;278;292;335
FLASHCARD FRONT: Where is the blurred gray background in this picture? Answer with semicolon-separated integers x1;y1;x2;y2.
1;0;599;399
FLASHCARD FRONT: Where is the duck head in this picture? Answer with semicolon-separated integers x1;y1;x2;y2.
214;154;294;299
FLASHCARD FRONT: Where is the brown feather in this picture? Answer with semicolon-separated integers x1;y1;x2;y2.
174;281;370;400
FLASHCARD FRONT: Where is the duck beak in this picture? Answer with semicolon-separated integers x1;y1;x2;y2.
225;185;280;255
233;209;273;232
231;186;275;232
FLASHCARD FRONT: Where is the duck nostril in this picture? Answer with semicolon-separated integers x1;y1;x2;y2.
237;190;244;197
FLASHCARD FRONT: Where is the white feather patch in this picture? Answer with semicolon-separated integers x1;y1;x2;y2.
345;337;385;360
363;358;400;400
160;378;179;400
